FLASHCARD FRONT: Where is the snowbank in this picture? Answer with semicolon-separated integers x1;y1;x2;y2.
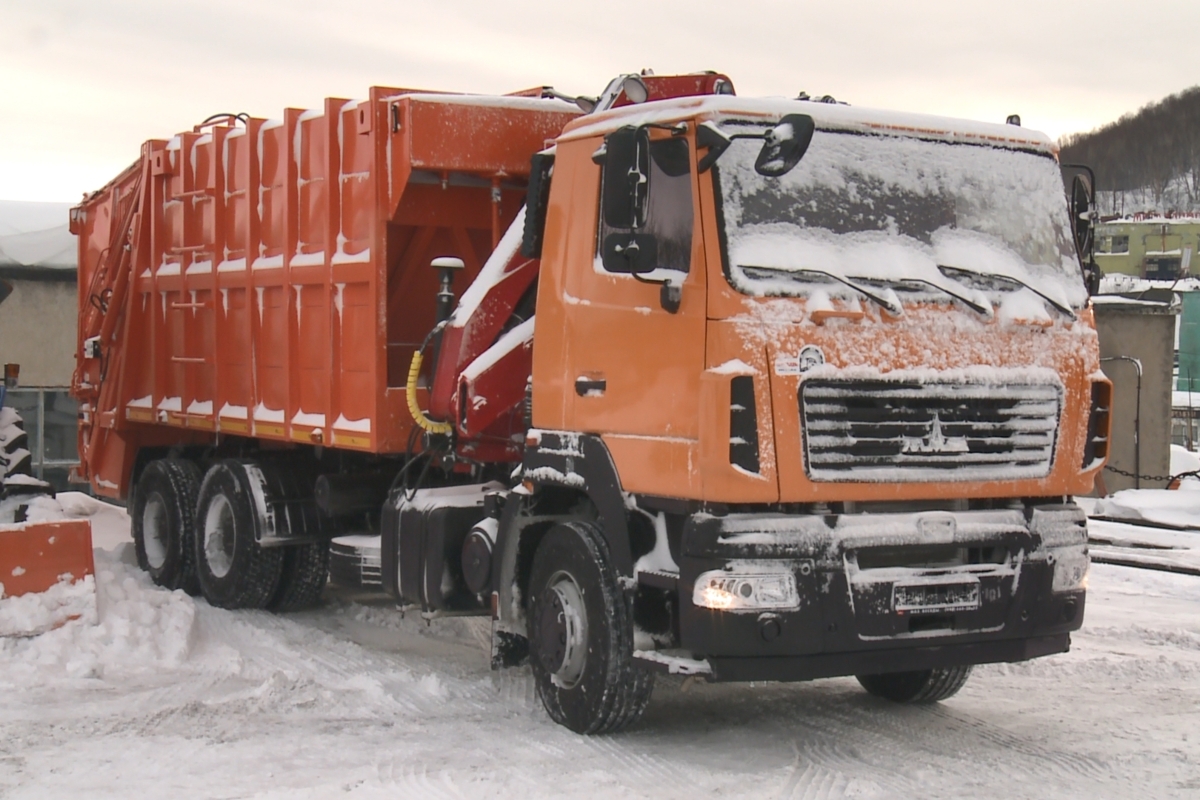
0;491;188;683
1093;487;1200;529
0;545;196;684
1170;444;1200;479
58;490;132;549
0;491;65;526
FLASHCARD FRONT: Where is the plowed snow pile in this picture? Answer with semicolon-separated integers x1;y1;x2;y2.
0;548;194;684
0;493;1197;799
0;493;194;679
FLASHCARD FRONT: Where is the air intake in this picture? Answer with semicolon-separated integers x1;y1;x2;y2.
1082;381;1112;469
729;376;760;474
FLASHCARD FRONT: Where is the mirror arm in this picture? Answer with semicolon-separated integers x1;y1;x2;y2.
630;270;683;314
641;122;689;135
695;129;777;173
1061;163;1096;194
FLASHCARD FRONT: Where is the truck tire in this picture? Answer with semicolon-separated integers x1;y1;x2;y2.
195;461;284;609
0;406;32;479
131;458;203;594
268;540;330;612
527;520;654;734
856;666;973;704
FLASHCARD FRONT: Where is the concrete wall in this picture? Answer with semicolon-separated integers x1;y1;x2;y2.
0;272;76;387
1093;293;1179;493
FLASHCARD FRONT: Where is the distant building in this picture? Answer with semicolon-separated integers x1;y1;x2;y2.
1095;215;1200;280
0;200;81;489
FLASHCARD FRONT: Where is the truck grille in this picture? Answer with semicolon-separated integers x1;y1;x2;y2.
800;379;1060;482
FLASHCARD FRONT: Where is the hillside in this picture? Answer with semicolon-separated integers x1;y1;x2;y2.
1059;86;1200;216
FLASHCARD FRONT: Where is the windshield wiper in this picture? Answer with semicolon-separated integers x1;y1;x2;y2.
865;277;993;318
742;266;903;316
938;265;1076;321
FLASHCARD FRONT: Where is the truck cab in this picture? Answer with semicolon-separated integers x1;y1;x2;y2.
494;91;1108;730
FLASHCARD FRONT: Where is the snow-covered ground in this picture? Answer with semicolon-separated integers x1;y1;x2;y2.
2;494;1198;799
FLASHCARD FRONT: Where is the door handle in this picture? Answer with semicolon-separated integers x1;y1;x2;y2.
575;377;607;397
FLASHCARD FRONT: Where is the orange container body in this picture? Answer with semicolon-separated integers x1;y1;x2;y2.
72;90;579;498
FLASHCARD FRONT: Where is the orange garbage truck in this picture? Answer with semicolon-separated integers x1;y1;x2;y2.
72;72;1110;732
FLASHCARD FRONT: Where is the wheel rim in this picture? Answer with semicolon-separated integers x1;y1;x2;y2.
142;492;170;570
203;494;236;579
535;570;588;688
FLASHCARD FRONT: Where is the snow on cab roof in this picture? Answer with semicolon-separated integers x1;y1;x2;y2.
558;95;1057;155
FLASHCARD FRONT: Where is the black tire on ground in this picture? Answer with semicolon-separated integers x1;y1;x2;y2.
527;520;654;734
194;460;284;609
0;406;32;479
268;540;331;612
131;458;203;594
856;665;973;704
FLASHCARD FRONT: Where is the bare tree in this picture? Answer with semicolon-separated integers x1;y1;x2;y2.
1060;86;1200;214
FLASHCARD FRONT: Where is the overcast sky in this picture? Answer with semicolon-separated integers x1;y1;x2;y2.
2;0;1197;203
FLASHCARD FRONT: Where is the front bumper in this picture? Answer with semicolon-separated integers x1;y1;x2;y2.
677;504;1087;680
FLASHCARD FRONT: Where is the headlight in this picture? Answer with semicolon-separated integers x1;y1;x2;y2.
693;567;800;611
1051;545;1089;592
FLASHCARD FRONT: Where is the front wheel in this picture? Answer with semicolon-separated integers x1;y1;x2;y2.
856;666;973;704
527;521;653;734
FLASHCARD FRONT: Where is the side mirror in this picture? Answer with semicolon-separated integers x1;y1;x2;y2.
1062;164;1099;295
601;126;651;230
1070;173;1095;257
601;232;658;273
755;114;815;177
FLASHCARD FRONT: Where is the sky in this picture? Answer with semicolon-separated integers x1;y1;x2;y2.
2;0;1198;203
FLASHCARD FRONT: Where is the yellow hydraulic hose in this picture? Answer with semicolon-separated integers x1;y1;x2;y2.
406;350;453;434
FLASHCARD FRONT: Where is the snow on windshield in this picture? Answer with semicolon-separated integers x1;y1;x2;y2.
715;125;1088;309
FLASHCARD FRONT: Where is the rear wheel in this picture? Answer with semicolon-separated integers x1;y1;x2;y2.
857;666;973;703
527;520;654;734
195;461;284;609
269;540;331;612
131;458;203;594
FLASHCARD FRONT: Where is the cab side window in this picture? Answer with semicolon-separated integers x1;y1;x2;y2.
598;138;694;274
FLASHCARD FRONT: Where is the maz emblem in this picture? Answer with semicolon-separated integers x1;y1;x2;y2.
901;413;969;455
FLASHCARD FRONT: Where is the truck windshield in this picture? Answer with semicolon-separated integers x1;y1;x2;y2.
714;123;1087;310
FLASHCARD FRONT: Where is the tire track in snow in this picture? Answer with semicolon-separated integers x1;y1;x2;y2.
759;698;925;798
799;691;1125;794
374;760;466;800
572;733;699;790
921;702;1119;783
778;740;856;800
783;734;903;799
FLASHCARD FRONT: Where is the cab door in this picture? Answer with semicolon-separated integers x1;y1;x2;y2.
556;130;707;495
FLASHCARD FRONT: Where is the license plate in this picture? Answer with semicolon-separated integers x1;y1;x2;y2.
893;581;980;614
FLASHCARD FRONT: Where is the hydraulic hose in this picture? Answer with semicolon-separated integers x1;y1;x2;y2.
406;349;453;435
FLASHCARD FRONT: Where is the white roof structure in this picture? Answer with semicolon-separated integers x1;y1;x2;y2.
0;200;75;271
